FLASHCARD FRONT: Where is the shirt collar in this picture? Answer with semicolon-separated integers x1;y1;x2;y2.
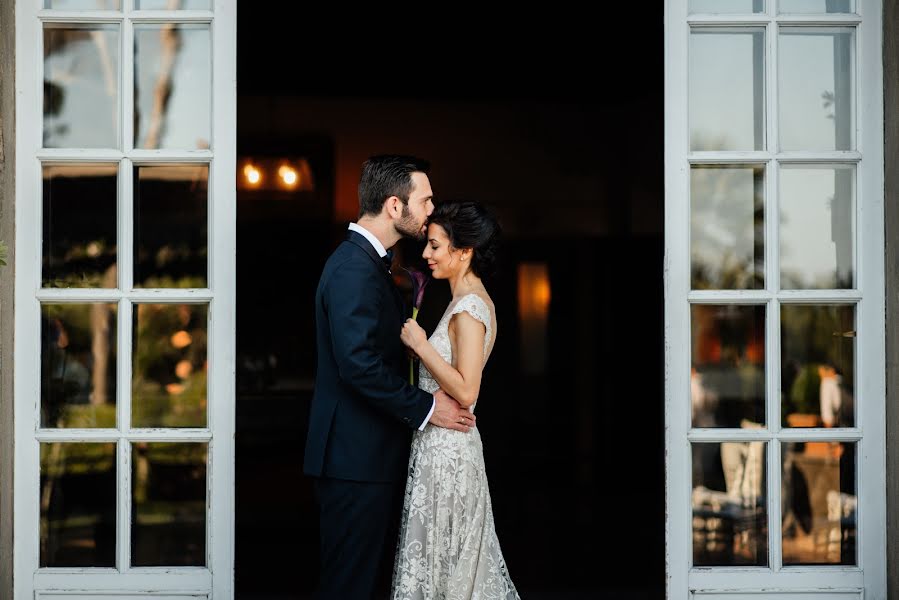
348;222;388;258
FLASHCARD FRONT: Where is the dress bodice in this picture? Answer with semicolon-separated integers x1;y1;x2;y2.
417;293;494;405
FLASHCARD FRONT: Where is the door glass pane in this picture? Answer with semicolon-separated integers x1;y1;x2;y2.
691;165;764;290
43;164;118;288
690;29;765;151
40;442;116;567
782;441;856;565
693;442;768;566
134;24;211;150
780;165;854;290
131;442;207;566
690;0;765;13
132;303;208;428
134;164;208;288
44;0;121;8
43;24;120;148
136;0;211;8
779;28;854;151
691;305;766;428
781;304;855;428
779;0;855;13
42;304;117;428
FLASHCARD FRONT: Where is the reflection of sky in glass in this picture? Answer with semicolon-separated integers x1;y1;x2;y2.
780;166;854;289
690;0;764;13
779;30;853;151
135;25;210;150
779;0;854;13
45;0;120;9
44;25;119;148
691;166;764;290
690;30;764;151
137;0;211;8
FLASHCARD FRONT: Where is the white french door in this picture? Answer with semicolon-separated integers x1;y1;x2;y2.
665;0;885;598
14;1;236;598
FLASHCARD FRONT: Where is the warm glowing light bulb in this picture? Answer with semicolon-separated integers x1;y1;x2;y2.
278;165;299;187
243;163;261;185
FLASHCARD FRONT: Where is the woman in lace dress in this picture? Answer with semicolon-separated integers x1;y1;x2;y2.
393;201;520;600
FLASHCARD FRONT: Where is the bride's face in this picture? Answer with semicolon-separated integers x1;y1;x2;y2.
423;223;467;280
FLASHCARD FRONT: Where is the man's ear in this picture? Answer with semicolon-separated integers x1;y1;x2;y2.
384;196;402;219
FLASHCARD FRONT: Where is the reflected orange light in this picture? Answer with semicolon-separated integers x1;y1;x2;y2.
518;263;551;320
517;262;550;375
243;163;262;186
165;383;185;396
175;359;193;379
278;165;299;188
170;330;192;349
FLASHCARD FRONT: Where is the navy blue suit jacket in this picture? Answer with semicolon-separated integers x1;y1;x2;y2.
303;230;434;482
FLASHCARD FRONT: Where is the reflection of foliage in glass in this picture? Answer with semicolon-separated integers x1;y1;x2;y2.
131;442;207;567
0;240;7;266
41;303;117;428
132;299;207;428
40;442;117;567
691;163;764;290
41;442;116;477
781;305;855;418
788;364;820;416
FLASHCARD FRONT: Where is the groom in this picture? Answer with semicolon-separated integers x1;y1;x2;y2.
304;155;476;599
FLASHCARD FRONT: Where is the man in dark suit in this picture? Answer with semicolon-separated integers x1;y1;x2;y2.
304;155;476;599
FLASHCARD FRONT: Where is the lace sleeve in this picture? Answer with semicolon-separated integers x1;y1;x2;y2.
450;294;492;348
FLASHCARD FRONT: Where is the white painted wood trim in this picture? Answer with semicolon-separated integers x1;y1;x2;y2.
665;0;692;595
36;289;215;302
208;0;237;597
854;0;886;593
15;0;45;597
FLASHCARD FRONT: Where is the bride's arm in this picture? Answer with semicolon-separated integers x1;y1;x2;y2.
401;312;486;409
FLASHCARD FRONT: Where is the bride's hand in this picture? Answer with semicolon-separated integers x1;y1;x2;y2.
401;318;427;352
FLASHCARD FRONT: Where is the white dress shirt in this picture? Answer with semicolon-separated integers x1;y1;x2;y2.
348;222;435;430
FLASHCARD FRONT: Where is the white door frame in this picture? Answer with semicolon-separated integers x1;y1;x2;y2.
664;0;885;597
13;1;235;598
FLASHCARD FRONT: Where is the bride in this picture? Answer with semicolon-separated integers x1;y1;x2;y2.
392;201;520;600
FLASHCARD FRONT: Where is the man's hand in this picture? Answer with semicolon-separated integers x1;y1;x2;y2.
430;389;476;432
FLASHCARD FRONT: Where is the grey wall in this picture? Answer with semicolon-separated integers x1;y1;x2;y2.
0;1;14;598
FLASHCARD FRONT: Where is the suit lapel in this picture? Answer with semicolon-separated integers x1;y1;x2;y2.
345;231;404;313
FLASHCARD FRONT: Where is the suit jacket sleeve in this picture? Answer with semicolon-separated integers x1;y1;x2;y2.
323;258;433;428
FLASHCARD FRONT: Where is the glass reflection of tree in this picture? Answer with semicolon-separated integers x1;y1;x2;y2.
691;148;764;290
132;300;207;428
140;0;185;150
42;304;117;428
43;27;117;147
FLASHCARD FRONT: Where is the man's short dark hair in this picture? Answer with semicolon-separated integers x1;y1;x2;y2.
358;155;431;218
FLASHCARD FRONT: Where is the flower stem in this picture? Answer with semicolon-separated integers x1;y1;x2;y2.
409;307;419;385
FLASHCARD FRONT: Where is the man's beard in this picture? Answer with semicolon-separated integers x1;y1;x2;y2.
395;203;426;241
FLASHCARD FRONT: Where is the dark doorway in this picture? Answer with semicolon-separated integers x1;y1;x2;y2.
235;7;665;599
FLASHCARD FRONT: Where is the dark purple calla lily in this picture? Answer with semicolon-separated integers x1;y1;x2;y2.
403;267;431;315
402;267;431;384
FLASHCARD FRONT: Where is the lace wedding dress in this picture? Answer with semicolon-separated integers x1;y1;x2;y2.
391;293;520;600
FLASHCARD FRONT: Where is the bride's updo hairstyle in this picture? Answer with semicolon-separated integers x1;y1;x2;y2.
427;201;501;279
